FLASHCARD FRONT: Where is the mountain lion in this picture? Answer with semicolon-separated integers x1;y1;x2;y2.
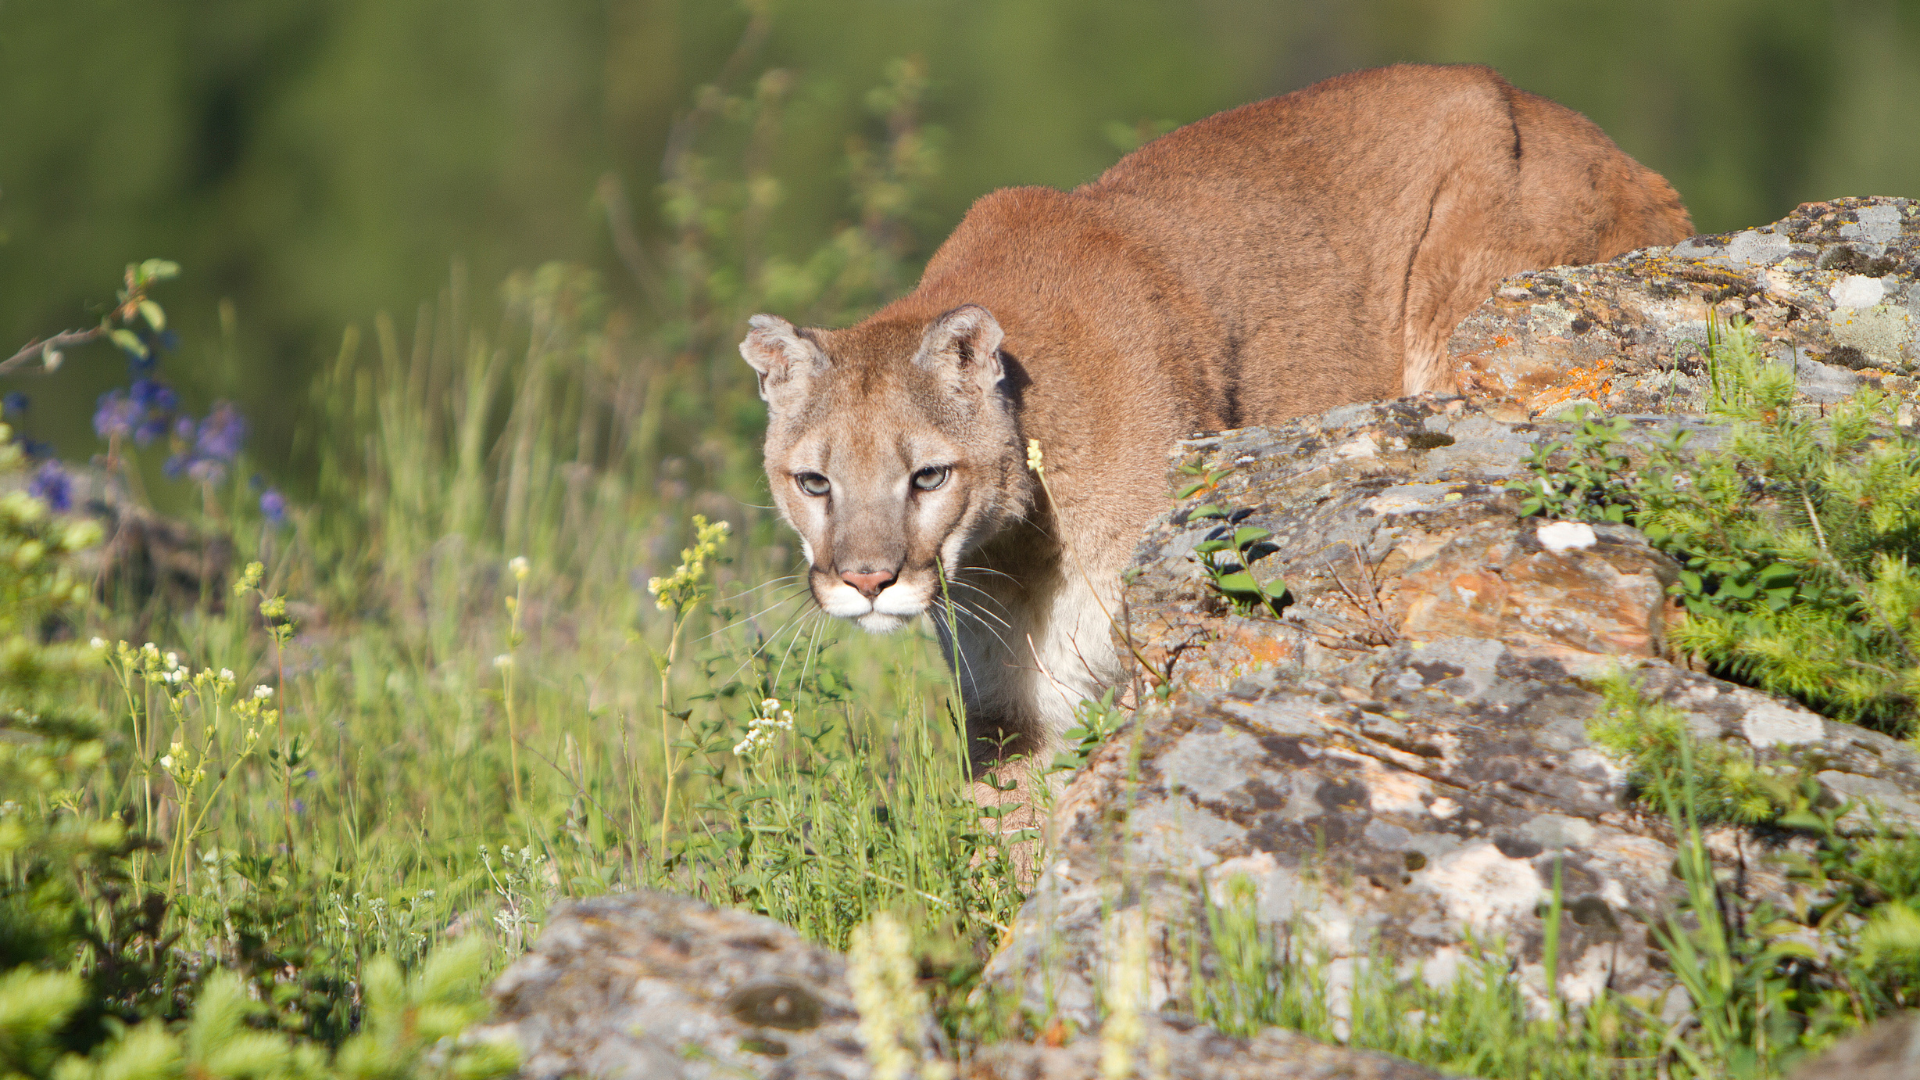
740;64;1691;770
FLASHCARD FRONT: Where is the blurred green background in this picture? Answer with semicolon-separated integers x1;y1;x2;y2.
3;0;1916;471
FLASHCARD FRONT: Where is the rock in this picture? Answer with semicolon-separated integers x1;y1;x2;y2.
1787;1011;1920;1080
987;638;1920;1028
1448;197;1920;416
961;1013;1463;1079
983;398;1920;1030
478;890;896;1080
483;890;1461;1080
1122;397;1713;700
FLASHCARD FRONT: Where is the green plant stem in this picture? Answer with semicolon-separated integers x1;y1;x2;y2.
655;612;689;860
504;575;527;807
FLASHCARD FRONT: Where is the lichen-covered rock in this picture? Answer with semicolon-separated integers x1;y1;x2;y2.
961;1014;1464;1079
1122;398;1716;699
984;398;1920;1031
988;638;1920;1028
1447;196;1920;418
478;891;894;1080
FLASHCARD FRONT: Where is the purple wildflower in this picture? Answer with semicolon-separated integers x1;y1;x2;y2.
129;379;177;412
195;403;247;462
173;415;195;441
187;456;227;486
130;380;178;445
93;390;140;439
2;392;26;415
28;461;72;512
260;488;287;524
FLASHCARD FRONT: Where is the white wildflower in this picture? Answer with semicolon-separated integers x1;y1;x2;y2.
509;555;530;582
492;654;513;670
220;668;234;682
159;755;175;770
733;699;796;758
165;651;178;669
89;637;105;650
253;685;274;700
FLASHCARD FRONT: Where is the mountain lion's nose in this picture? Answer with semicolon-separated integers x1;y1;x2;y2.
840;570;896;599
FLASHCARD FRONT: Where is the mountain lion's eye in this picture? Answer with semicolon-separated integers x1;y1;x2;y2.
911;466;951;492
795;472;831;497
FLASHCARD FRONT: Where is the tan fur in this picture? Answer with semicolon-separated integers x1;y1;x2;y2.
741;64;1691;769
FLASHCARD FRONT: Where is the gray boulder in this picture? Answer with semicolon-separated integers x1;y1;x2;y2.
986;394;1920;1029
477;891;884;1080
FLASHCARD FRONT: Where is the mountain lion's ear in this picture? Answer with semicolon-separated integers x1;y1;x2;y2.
740;315;831;407
913;304;1005;394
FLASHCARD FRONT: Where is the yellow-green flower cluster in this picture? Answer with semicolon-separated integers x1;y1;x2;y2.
849;912;951;1080
646;515;730;614
232;559;265;596
1100;909;1154;1080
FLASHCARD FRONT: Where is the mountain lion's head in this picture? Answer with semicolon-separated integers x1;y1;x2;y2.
740;304;1031;632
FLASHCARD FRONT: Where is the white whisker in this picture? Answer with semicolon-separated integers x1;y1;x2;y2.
695;586;808;646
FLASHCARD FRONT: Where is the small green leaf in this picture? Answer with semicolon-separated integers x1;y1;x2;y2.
1763;940;1819;962
1232;526;1273;547
1263;579;1290;598
1194;540;1231;554
1212;571;1261;596
1175;481;1208;498
1187;504;1227;521
1775;809;1828;832
110;328;148;358
139;300;166;331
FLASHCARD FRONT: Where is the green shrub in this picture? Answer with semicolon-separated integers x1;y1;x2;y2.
0;419;513;1080
1586;670;1804;824
1513;318;1920;735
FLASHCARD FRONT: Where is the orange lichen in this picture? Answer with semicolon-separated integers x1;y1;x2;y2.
1529;355;1616;407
